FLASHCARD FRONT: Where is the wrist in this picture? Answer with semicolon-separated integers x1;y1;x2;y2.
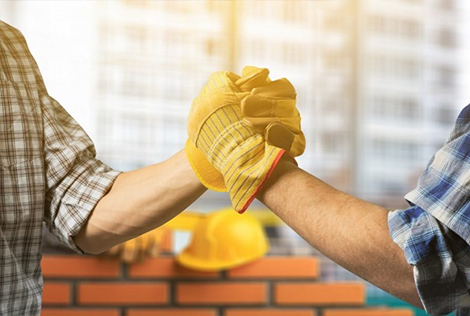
256;153;299;202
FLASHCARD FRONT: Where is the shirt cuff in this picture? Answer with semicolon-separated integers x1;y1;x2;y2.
49;158;121;254
388;206;470;315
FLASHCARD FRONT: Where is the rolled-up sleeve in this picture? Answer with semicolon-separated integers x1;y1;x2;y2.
389;205;470;315
41;92;120;253
388;105;470;315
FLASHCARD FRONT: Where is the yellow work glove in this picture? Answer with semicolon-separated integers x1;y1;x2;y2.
243;78;305;156
186;66;305;193
186;67;303;213
103;227;169;264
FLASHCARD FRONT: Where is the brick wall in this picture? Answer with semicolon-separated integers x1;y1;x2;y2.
41;255;414;316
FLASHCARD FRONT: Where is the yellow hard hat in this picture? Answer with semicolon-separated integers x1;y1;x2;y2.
176;209;269;271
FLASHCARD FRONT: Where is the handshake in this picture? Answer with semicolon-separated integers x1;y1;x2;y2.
186;66;305;213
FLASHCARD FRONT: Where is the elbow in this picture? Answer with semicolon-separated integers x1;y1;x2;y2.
79;244;108;255
406;289;424;310
73;229;110;255
392;274;424;310
74;237;108;255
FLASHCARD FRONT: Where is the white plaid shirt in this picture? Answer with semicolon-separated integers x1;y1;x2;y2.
0;21;120;315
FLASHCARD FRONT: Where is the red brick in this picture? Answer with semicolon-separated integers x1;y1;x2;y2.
42;255;120;278
177;282;267;305
127;309;216;316
275;283;365;305
225;309;316;316
78;282;168;305
42;309;120;316
42;282;71;305
129;257;219;279
228;257;318;279
323;309;413;316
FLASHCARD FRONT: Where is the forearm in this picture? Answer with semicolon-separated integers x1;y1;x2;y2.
74;150;206;254
257;158;423;309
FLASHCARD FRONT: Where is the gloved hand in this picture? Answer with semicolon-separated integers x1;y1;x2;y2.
185;66;305;194
102;227;169;264
186;66;304;213
243;77;305;156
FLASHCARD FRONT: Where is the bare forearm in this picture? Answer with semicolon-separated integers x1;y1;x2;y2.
257;158;423;308
74;150;206;254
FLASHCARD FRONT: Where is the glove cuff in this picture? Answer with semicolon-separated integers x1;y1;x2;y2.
223;140;285;213
185;139;227;192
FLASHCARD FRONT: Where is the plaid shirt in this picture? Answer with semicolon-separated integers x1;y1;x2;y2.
0;21;119;315
389;104;470;316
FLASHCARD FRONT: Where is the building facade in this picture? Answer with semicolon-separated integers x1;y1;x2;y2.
357;0;464;206
2;0;465;207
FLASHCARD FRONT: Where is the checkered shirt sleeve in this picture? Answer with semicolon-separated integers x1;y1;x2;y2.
0;20;122;315
0;20;120;253
389;104;470;315
41;92;121;253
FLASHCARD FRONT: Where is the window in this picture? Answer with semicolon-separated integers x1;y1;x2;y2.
436;28;457;48
436;65;456;88
125;26;147;51
320;98;347;116
367;15;422;40
124;0;148;8
370;95;420;121
283;1;305;23
324;15;346;31
403;19;421;39
322;132;347;155
156;118;186;160
436;106;455;125
205;38;214;56
371;140;419;162
368;54;420;79
206;0;216;12
324;50;348;69
439;0;455;11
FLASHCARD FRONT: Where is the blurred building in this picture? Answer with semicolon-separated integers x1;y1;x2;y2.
236;1;355;194
2;0;467;208
357;0;465;206
0;1;98;134
237;0;466;207
93;1;233;171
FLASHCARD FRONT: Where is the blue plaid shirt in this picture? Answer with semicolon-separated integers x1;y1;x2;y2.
389;104;470;316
